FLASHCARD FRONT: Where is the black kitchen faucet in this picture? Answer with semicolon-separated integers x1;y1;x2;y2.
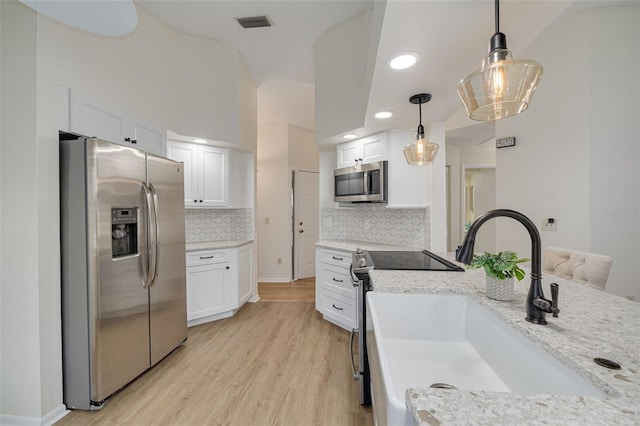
456;209;559;325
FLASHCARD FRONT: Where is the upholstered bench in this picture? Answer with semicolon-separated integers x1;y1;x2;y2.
543;247;613;290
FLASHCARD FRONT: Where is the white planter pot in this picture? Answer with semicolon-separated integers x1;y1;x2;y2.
485;275;514;301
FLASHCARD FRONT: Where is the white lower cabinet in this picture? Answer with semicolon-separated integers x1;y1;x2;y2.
316;248;356;331
186;244;255;327
236;243;253;306
187;261;231;321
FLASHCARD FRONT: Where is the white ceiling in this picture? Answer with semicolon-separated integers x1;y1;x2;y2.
137;0;638;149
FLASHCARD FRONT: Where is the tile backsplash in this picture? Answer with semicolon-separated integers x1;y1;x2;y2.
320;205;430;249
185;208;254;242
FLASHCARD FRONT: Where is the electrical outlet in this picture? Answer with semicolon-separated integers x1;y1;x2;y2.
277;257;282;265
624;295;636;301
542;218;557;231
264;217;270;224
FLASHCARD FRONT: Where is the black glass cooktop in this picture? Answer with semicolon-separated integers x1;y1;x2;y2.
368;250;464;272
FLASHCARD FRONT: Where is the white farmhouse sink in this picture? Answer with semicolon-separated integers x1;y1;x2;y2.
366;292;606;426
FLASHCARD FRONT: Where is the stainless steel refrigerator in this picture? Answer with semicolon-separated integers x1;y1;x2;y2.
60;137;187;410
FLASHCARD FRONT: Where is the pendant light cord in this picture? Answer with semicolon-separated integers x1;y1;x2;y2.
418;102;423;126
495;0;500;33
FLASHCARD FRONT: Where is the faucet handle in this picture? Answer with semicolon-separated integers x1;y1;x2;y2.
550;283;560;317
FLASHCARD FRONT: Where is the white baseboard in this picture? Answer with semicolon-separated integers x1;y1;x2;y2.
248;294;260;303
187;310;233;327
1;404;69;426
258;277;292;283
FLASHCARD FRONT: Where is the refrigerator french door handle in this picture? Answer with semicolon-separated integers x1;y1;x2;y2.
148;183;160;287
142;182;155;289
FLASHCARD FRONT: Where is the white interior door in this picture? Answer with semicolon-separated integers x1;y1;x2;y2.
293;170;319;280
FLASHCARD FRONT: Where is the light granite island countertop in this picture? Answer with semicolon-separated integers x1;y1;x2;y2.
370;255;640;425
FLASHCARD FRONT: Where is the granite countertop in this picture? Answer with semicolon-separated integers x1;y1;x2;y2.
369;254;640;425
185;239;253;252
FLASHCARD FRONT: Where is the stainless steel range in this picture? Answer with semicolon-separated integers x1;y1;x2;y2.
349;249;464;405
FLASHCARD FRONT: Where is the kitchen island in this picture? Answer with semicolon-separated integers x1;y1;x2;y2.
370;259;640;425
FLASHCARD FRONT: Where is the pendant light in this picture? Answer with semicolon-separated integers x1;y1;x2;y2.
457;0;543;121
403;93;439;166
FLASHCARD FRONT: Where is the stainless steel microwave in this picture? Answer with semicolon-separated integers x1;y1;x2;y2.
334;161;388;203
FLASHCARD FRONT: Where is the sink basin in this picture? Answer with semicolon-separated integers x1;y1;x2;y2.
366;292;606;426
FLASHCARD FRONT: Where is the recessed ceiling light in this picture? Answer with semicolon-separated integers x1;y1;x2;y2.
343;134;357;140
374;111;393;119
389;53;419;70
193;138;207;144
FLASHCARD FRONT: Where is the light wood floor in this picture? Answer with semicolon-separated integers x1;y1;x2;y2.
258;278;315;302
57;278;372;426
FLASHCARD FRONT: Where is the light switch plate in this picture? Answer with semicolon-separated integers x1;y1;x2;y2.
542;218;557;231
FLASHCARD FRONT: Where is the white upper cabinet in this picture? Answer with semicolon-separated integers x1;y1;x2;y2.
130;117;166;157
68;89;167;156
166;142;254;209
167;141;229;208
336;132;387;168
200;145;228;207
166;142;199;205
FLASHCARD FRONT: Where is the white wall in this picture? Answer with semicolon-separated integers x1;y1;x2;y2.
289;125;319;171
1;2;51;420
37;4;256;148
428;123;447;252
496;5;640;300
315;11;372;140
446;145;461;251
257;124;318;282
319;151;337;209
257;124;291;281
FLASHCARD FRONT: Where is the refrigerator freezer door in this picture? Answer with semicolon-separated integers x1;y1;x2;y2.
147;153;188;365
91;140;151;402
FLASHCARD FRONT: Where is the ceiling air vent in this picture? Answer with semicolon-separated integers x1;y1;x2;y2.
235;15;272;29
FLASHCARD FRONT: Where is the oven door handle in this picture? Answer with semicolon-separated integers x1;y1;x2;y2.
349;264;361;287
350;327;360;381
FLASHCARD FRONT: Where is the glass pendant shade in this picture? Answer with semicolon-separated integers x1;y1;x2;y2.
458;0;543;121
404;93;438;165
458;47;543;121
403;133;439;166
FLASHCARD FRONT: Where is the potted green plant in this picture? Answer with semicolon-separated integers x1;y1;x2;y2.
469;251;528;301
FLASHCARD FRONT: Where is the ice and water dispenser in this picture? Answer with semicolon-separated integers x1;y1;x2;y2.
111;207;138;258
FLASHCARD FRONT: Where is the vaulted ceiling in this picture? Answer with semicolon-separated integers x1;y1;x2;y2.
137;0;637;149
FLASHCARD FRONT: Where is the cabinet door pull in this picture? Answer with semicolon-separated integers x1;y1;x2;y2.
124;137;131;142
226;266;230;269
332;256;344;261
131;139;137;144
332;277;344;283
332;304;344;311
193;199;198;203
199;255;214;259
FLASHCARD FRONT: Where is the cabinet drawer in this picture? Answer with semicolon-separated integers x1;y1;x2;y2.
319;248;351;269
321;290;356;330
319;264;356;298
186;249;228;266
